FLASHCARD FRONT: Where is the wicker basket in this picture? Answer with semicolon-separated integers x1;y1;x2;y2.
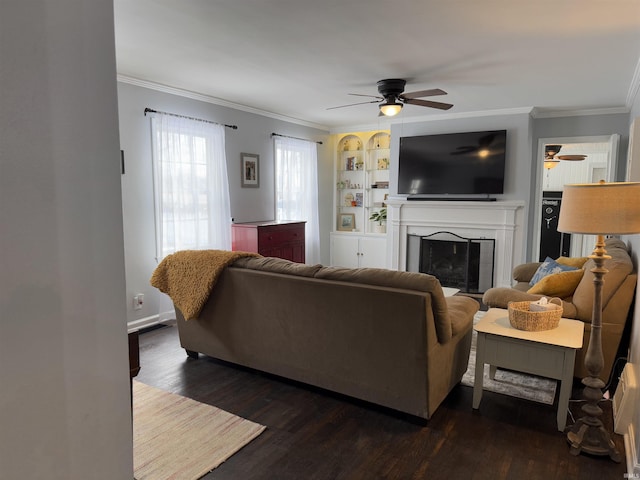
507;298;563;331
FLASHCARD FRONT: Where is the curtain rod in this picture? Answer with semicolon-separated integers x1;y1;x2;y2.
144;108;238;130
271;132;323;145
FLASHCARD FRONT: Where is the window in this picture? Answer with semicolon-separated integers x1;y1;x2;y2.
151;114;231;259
274;136;320;263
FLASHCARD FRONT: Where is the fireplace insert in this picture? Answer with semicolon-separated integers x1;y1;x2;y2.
407;232;495;293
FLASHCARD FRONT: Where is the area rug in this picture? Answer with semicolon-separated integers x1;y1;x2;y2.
133;381;266;480
461;311;557;405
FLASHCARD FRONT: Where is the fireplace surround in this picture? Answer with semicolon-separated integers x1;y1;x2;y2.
387;199;526;288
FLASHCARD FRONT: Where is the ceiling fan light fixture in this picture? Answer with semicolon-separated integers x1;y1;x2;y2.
379;101;403;117
544;159;560;170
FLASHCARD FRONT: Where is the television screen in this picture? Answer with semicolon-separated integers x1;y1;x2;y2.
398;130;506;196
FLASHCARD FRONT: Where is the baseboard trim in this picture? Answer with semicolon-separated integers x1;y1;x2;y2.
624;423;640;476
128;310;175;332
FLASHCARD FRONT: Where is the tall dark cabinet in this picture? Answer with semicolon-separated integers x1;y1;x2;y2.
540;191;571;260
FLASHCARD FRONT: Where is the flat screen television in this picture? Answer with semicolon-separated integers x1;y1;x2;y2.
398;130;507;197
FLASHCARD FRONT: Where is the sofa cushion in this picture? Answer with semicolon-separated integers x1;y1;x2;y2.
233;256;323;277
314;266;453;343
527;268;584;298
572;237;633;320
529;257;579;286
513;262;542;283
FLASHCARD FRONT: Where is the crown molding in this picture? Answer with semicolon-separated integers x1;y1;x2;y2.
329;107;535;134
531;106;630;119
117;75;330;131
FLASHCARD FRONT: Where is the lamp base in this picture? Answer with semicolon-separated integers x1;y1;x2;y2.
565;364;621;462
566;414;622;462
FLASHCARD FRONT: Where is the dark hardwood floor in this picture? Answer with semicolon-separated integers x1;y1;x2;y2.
136;322;627;480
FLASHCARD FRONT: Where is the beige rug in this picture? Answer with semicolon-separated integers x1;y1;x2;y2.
461;311;558;405
133;381;266;480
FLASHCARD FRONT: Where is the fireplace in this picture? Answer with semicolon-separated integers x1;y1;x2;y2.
387;199;525;289
407;232;495;293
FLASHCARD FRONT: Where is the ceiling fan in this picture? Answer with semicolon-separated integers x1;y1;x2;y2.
545;144;587;162
328;79;453;117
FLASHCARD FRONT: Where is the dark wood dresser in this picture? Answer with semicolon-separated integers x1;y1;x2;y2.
232;220;306;263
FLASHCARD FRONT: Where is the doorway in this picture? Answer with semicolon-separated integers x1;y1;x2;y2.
533;135;620;260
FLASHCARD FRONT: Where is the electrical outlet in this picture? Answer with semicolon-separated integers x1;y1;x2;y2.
133;293;144;310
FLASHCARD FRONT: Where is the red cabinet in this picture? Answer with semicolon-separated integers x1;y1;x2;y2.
232;221;306;263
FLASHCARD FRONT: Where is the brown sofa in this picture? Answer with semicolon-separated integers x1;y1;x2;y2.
482;237;636;381
172;256;479;420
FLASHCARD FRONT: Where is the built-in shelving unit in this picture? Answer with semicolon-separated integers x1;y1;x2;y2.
331;130;390;268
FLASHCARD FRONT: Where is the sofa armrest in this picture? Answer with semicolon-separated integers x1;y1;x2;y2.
482;287;578;318
512;262;542;283
482;287;542;309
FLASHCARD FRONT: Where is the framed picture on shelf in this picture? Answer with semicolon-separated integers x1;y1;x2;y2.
346;156;355;171
241;153;259;188
337;213;356;231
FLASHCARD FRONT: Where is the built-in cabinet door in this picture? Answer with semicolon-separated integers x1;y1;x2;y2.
359;236;387;268
330;233;387;269
330;234;360;268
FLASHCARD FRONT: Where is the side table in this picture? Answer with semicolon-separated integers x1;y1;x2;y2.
472;308;584;431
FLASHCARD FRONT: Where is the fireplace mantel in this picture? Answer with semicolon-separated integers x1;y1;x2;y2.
386;199;526;288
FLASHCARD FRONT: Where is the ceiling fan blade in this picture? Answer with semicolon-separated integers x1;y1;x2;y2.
401;88;447;100
556;155;587;161
348;93;384;100
404;98;453;111
326;99;381;110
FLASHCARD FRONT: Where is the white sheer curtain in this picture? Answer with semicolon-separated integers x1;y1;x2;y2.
274;136;320;264
151;113;231;260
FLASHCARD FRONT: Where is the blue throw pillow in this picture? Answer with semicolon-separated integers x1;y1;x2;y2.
529;257;579;286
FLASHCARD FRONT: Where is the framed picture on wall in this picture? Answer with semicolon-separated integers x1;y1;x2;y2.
337;213;356;231
241;153;259;188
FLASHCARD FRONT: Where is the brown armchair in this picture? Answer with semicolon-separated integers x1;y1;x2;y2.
482;237;636;381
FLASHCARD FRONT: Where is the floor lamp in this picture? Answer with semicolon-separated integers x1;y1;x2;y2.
557;181;640;462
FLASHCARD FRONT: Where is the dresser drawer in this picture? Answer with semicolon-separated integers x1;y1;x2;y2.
258;225;304;247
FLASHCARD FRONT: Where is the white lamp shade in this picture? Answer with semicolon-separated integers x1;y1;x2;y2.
558;182;640;235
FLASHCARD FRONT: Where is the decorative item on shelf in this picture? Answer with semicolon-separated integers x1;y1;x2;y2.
346;157;355;171
369;208;387;234
375;181;389;189
377;157;389;170
337;213;356;231
336;180;345;190
344;193;354;207
558;181;640;463
355;159;364;170
355;193;363;207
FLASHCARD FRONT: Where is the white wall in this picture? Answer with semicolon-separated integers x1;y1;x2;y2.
624;86;640;475
117;82;331;326
0;2;132;479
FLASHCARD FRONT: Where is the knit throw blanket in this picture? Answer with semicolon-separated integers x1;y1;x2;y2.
150;250;260;320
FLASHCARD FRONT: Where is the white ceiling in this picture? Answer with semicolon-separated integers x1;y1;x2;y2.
114;0;640;130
